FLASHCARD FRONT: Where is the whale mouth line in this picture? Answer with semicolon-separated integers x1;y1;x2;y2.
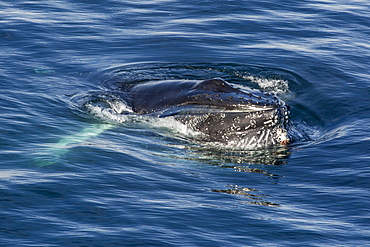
152;104;279;116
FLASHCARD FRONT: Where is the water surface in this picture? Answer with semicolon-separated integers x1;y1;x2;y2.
1;0;370;246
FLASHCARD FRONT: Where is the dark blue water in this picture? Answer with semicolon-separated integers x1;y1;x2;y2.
1;0;370;246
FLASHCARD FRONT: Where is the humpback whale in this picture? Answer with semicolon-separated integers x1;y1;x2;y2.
41;78;292;167
121;78;291;146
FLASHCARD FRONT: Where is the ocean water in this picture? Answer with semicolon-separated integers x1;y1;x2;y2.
1;0;370;246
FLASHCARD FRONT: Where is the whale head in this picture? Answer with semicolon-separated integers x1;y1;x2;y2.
131;78;291;147
174;79;291;146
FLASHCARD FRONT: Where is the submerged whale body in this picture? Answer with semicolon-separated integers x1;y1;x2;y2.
122;78;291;147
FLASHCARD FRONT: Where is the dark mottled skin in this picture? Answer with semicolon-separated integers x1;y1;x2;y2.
127;78;290;146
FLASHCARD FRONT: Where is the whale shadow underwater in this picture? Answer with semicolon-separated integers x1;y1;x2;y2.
104;78;293;148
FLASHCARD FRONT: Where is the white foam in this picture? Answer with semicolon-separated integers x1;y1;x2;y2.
108;99;133;114
85;102;202;139
243;75;288;93
148;116;203;138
